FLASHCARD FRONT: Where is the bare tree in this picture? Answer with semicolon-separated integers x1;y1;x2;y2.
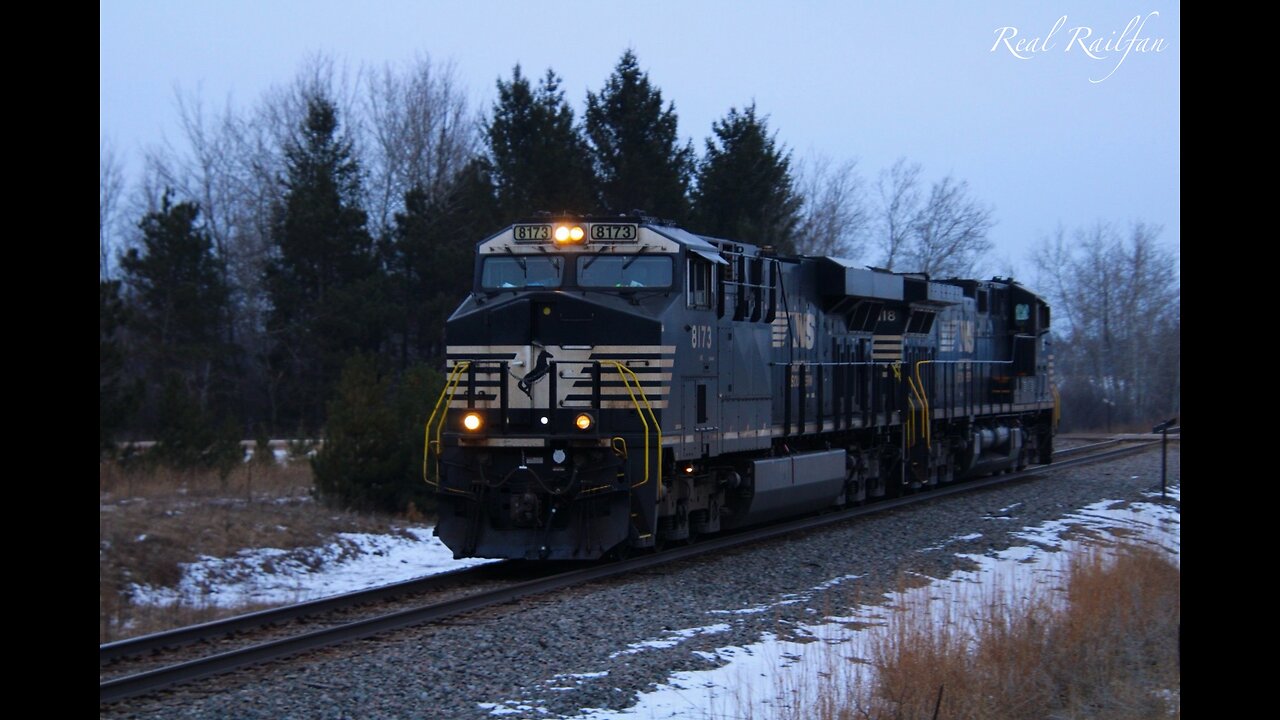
876;157;922;271
1032;222;1179;430
792;154;870;259
363;54;478;235
906;175;994;277
100;137;126;281
118;55;360;430
125;149;173;251
134;88;279;354
873;158;994;277
144;92;240;311
256;52;362;175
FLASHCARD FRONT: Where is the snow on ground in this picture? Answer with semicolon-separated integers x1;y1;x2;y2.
516;490;1181;720
129;526;496;609
610;624;733;658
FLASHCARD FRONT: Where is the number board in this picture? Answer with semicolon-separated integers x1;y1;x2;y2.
588;224;638;242
512;224;551;242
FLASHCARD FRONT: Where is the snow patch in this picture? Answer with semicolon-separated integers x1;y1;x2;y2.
558;488;1180;720
128;526;495;609
610;624;732;657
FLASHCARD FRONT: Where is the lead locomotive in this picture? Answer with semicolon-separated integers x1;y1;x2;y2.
426;215;1057;560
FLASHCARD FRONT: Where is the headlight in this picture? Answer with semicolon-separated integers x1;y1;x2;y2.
463;412;483;431
554;225;585;244
574;413;593;431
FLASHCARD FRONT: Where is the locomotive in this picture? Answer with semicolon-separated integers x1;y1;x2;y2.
426;215;1057;560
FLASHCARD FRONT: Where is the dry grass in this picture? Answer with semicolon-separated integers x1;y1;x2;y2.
721;538;1180;720
861;542;1180;720
100;459;413;643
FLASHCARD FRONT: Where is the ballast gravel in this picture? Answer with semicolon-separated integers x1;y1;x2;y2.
103;443;1180;719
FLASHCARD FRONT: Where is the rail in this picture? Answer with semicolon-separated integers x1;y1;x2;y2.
906;373;928;449
913;360;934;448
423;360;471;487
605;360;663;495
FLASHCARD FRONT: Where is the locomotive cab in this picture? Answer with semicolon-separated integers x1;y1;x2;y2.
430;217;707;560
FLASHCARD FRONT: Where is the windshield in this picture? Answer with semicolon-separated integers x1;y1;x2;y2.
577;256;673;288
481;256;563;289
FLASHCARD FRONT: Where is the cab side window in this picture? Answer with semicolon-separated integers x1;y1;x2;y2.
687;258;714;309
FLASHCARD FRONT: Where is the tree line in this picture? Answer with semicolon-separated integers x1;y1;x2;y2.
100;50;1178;508
1032;222;1180;432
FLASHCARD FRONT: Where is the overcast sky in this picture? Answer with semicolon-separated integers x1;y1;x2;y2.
100;1;1179;277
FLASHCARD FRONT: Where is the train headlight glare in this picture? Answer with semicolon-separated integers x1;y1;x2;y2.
574;413;593;431
539;415;549;425
554;225;585;244
463;413;483;431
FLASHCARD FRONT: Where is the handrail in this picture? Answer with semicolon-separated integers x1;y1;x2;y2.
905;394;916;447
913;360;935;449
422;361;471;487
605;361;663;496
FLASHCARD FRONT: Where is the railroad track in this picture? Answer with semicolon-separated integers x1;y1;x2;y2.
1053;438;1123;456
100;439;1161;704
102;561;526;664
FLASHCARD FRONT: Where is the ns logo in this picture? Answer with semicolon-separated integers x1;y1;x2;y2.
772;310;816;349
516;349;553;399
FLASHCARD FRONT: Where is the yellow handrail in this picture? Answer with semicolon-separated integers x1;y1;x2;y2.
913;360;935;449
890;360;919;447
905;394;916;446
605;361;663;495
422;360;471;487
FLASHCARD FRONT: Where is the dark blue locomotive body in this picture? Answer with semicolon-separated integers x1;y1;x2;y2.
427;217;1056;560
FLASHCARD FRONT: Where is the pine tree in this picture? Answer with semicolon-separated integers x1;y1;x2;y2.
692;104;801;252
265;95;383;432
151;375;243;476
99;279;139;452
585;50;693;220
312;354;442;513
120;192;233;436
485;66;597;221
388;158;498;366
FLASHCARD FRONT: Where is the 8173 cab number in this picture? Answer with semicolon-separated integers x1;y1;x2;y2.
589;224;637;241
513;225;551;241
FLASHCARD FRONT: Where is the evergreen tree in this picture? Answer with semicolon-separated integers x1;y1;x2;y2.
120;192;233;434
485;66;597;222
692;104;801;252
151;375;244;477
585;50;693;220
312;354;442;513
264;95;383;432
387;158;498;366
99;279;139;452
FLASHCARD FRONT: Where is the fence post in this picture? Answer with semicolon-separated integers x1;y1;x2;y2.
1151;418;1177;498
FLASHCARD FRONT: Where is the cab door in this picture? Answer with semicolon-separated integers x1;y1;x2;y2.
717;326;736;452
683;377;719;459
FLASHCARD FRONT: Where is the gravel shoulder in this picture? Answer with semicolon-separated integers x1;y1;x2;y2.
103;444;1180;719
